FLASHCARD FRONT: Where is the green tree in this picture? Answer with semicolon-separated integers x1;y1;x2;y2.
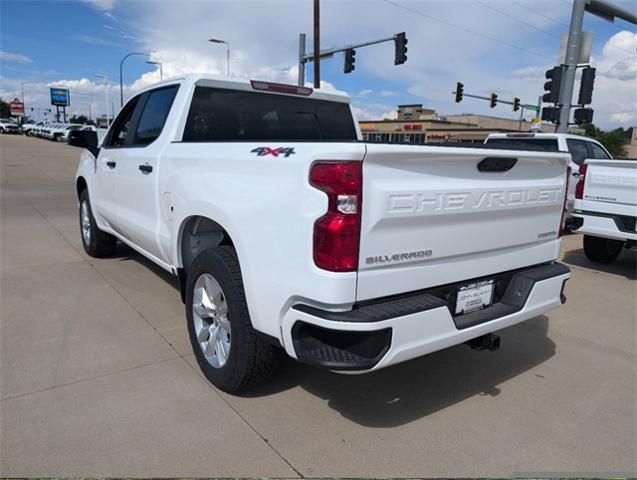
69;114;90;124
0;98;10;118
582;124;627;158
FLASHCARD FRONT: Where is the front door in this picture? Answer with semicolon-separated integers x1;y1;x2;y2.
114;85;179;263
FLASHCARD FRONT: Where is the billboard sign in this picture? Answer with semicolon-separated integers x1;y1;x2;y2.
50;87;70;107
9;98;25;116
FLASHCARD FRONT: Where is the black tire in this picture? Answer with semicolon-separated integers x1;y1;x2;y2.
583;235;623;263
79;189;117;257
186;246;277;393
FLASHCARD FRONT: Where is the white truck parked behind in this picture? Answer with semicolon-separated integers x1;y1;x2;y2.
70;74;571;392
572;159;637;263
484;133;612;218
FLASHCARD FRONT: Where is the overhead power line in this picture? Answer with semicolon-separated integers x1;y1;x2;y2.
511;0;570;27
380;0;553;60
474;0;562;40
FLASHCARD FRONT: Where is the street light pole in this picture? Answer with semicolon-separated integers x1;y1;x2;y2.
20;81;31;123
208;38;230;76
95;74;110;129
146;61;163;80
119;52;148;107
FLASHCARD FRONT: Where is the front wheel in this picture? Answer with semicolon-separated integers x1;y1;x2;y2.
79;189;117;257
186;246;277;393
583;235;623;263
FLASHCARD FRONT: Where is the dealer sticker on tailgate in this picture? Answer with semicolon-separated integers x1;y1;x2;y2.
455;279;494;315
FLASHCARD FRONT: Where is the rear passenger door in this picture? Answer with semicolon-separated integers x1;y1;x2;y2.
114;85;179;263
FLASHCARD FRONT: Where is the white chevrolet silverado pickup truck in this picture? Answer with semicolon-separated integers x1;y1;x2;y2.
70;74;571;392
572;159;637;263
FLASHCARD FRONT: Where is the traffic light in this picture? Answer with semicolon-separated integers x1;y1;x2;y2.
394;32;408;65
489;92;498;108
543;66;564;104
578;67;596;105
541;106;560;123
512;97;521;112
574;108;594;125
344;48;356;74
455;82;464;103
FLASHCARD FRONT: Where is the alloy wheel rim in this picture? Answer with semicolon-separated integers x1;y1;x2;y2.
80;201;91;246
192;273;231;368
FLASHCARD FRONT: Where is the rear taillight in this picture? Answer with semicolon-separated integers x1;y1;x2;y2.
575;163;587;200
559;166;572;237
310;161;362;272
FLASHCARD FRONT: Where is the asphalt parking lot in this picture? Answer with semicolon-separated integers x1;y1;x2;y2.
1;134;635;477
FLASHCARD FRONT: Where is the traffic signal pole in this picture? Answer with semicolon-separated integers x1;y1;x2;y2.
297;34;404;86
556;0;585;133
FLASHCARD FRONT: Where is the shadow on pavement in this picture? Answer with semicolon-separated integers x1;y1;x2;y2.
105;245;557;427
562;245;636;281
244;316;556;427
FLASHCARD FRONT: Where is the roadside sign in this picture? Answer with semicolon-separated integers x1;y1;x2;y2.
525;104;540;112
559;31;592;64
50;87;70;107
9;98;25;116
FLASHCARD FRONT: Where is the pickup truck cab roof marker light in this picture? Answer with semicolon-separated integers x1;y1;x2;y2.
506;133;535;138
250;80;313;96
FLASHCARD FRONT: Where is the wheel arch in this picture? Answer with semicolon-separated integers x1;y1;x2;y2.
176;215;236;302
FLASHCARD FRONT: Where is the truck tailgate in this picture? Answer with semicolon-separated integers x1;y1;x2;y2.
580;159;637;216
357;144;569;300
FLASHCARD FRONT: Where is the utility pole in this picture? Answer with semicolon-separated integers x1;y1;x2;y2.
556;0;585;133
556;0;637;132
313;0;320;88
298;33;306;86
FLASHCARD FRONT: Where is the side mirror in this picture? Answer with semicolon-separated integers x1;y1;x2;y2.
68;130;99;157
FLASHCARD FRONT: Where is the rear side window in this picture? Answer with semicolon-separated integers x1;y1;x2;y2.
566;139;589;165
589;142;611;159
133;85;179;146
485;138;559;152
182;86;357;142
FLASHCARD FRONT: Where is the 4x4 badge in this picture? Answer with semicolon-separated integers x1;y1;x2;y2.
251;147;296;158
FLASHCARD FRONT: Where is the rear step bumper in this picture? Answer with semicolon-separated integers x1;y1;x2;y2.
282;262;570;371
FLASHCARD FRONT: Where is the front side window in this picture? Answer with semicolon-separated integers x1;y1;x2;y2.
589;142;611;159
182;86;357;142
132;85;179;146
566;139;589;165
104;96;141;148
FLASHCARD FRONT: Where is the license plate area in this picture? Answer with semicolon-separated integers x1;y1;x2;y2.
455;279;494;315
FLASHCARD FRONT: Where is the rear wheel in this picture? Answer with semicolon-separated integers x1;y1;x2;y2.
79;189;117;257
583;235;623;263
186;246;277;393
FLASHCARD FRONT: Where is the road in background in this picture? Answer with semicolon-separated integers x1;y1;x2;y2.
1;135;635;477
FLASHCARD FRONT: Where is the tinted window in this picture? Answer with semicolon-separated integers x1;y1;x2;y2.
566;139;589;165
182;87;357;142
105;96;141;148
589;142;611;159
484;138;559;152
133;85;179;146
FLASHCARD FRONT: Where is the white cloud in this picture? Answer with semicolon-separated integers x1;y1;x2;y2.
380;90;398;97
81;0;116;12
0;50;33;64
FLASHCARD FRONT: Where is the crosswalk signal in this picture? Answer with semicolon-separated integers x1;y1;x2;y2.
455;82;464;103
489;92;498;108
543;66;564;104
574;108;594;125
344;48;356;74
394;32;408;65
541;106;561;123
512;97;521;112
578;67;596;105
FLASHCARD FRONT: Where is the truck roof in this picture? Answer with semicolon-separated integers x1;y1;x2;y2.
134;73;351;104
486;132;599;142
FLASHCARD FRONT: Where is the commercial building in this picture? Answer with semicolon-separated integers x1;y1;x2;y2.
359;104;555;144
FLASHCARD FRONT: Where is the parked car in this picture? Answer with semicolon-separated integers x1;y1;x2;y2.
0;118;21;134
484;133;612;219
572;159;636;263
53;124;83;142
70;74;572;392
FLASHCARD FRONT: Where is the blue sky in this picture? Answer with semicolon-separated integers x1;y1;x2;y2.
1;0;635;127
